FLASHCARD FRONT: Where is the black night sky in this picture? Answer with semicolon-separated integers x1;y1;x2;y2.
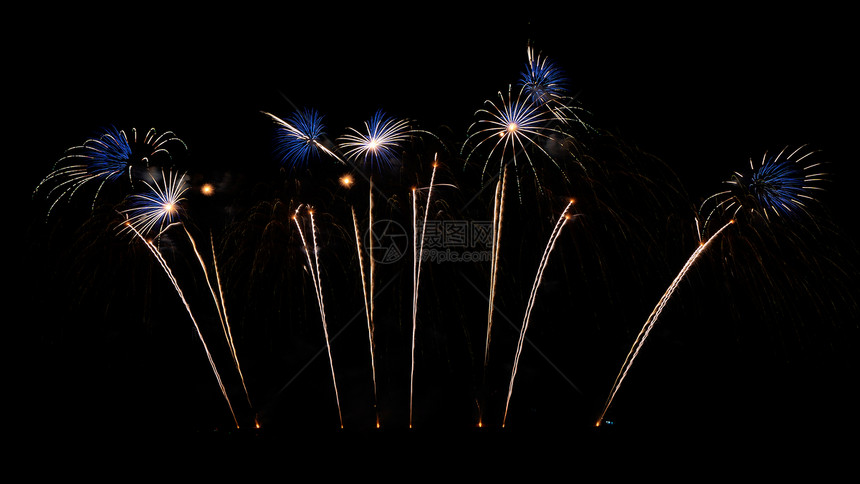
11;5;860;466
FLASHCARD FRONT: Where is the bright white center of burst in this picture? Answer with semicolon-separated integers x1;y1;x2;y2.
367;139;379;150
163;202;176;213
507;122;518;132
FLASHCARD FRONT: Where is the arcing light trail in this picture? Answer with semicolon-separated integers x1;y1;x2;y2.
293;205;343;428
351;203;379;428
478;165;507;428
484;165;508;371
209;232;251;408
185;226;253;409
131;225;239;428
129;224;239;428
595;219;734;426
410;159;438;429
502;199;575;428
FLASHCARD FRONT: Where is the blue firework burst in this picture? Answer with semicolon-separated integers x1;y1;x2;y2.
748;158;811;216
35;126;134;205
81;125;133;179
701;146;826;230
518;46;569;107
271;108;328;168
338;109;411;172
34;125;186;218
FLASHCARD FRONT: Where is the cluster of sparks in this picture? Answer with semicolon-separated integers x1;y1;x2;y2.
33;41;834;433
339;109;413;172
462;83;573;202
120;169;188;238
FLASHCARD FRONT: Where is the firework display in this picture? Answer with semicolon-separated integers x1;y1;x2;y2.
24;23;858;445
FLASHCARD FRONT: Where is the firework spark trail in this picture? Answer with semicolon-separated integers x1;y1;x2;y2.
595;219;735;426
210;232;245;399
125;222;239;428
484;165;508;370
310;209;344;428
409;184;420;429
410;160;438;429
368;177;375;360
478;166;507;427
184;227;253;409
293;206;344;428
351;205;379;428
502;200;574;428
367;176;379;426
293;207;321;312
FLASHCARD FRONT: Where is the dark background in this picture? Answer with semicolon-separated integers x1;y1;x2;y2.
11;4;859;463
